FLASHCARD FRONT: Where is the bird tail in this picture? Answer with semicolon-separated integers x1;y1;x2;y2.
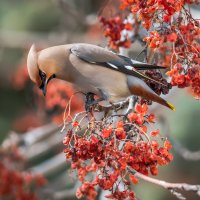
164;101;176;111
127;76;175;111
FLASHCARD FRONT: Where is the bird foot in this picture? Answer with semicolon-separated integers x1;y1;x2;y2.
125;96;138;115
85;93;103;112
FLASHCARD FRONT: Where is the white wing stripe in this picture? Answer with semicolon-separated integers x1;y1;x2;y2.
124;65;133;70
130;59;143;64
107;62;119;69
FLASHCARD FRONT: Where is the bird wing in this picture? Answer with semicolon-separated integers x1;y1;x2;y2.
70;44;166;86
117;55;166;70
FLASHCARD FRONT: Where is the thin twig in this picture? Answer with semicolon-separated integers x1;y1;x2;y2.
94;98;130;113
61;91;84;132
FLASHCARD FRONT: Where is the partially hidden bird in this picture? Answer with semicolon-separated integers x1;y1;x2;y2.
27;43;175;111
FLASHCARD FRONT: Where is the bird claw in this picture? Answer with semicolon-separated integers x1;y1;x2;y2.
85;93;95;112
125;96;138;115
85;93;104;112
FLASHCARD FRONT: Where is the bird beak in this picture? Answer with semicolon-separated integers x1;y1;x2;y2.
39;74;55;96
42;81;47;96
39;79;48;96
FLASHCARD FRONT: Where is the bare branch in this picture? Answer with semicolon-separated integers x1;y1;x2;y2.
20;131;64;161
93;98;130;113
53;188;77;200
52;181;80;200
30;152;68;177
23;123;59;145
173;142;200;161
128;167;200;200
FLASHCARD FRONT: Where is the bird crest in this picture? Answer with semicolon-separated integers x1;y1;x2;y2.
27;44;42;87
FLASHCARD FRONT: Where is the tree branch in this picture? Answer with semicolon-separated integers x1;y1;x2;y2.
173;142;200;161
128;167;200;200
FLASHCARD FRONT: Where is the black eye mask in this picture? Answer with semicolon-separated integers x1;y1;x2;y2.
39;70;46;89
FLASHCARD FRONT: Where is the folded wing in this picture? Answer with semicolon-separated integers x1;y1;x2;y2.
70;44;166;86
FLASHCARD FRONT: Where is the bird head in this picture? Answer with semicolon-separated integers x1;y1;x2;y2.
27;44;56;96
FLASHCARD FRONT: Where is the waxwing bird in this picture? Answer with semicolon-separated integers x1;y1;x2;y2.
27;43;175;111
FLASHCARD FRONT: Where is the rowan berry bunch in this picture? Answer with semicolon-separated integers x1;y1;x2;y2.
140;69;172;105
100;0;200;99
99;16;133;50
167;64;200;99
63;103;173;199
145;70;172;95
0;145;46;200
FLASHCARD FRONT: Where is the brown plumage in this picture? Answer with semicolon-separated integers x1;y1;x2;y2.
27;43;175;111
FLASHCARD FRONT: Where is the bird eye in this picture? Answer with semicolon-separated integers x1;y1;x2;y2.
41;72;46;78
39;70;46;80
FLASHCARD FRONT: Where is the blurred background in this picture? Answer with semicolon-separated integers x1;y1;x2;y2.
0;0;200;200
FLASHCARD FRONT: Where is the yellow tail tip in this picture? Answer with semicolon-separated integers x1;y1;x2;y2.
166;101;176;111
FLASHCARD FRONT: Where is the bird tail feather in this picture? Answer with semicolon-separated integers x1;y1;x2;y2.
127;76;175;111
165;101;176;111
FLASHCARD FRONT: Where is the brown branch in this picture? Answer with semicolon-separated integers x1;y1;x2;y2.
53;188;77;200
21;131;64;161
30;152;68;177
23;123;59;145
93;98;130;113
60;98;130;133
128;167;200;200
173;142;200;161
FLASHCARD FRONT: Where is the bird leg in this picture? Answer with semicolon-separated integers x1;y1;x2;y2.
125;96;138;115
85;93;104;112
85;93;95;112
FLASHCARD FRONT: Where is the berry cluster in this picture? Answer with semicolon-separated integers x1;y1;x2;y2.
167;64;200;99
99;16;133;50
120;0;199;30
0;146;46;200
145;69;172;95
63;103;173;199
